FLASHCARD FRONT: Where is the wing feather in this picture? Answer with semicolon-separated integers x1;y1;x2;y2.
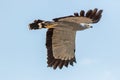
86;9;93;17
46;28;76;69
53;8;103;24
80;10;85;17
52;27;76;60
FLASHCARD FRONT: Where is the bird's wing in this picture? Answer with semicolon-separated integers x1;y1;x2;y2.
46;27;76;69
53;8;103;24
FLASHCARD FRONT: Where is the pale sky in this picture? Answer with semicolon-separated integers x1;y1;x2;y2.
0;0;120;80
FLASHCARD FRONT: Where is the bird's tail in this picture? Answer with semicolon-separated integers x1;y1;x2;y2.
29;19;57;30
29;19;46;30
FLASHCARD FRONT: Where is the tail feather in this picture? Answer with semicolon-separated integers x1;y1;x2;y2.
29;19;46;30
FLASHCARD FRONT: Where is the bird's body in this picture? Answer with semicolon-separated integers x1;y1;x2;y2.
29;8;103;69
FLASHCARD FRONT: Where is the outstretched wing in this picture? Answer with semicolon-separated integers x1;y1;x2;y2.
46;27;76;69
53;8;103;24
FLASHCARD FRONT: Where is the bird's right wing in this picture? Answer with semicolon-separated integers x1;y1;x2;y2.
53;8;103;24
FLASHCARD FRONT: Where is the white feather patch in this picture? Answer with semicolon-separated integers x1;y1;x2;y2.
38;23;42;29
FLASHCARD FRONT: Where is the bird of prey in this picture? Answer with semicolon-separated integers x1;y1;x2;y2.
29;8;103;69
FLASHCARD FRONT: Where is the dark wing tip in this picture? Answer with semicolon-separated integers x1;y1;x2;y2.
80;10;85;16
58;60;65;69
47;54;76;69
85;8;103;23
86;9;93;17
52;60;59;69
47;58;76;70
74;12;79;16
92;9;103;23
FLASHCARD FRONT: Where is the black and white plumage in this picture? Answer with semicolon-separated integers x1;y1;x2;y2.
29;8;103;69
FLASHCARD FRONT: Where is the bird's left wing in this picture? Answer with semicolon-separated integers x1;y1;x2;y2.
46;27;76;69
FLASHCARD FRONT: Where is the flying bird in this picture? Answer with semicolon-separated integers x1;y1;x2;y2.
29;8;103;69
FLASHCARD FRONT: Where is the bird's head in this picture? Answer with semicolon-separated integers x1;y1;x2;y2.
80;23;93;29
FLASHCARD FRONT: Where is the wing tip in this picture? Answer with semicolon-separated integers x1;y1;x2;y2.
53;8;103;23
47;58;76;70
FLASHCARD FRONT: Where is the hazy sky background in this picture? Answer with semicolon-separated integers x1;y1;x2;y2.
0;0;120;80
